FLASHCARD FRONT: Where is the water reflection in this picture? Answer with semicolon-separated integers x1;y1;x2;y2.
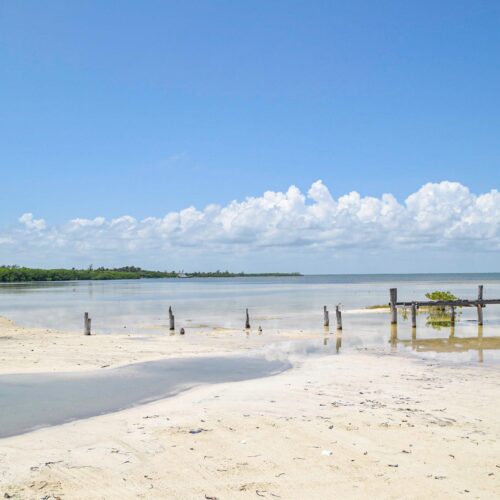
390;323;398;349
424;307;461;330
390;323;500;363
322;331;342;353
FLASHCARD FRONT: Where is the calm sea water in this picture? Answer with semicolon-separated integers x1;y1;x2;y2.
1;274;500;364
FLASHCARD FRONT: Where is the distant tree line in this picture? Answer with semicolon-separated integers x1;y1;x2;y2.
0;266;301;282
187;271;302;277
0;266;177;282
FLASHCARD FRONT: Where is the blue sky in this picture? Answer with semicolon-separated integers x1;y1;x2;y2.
1;1;499;271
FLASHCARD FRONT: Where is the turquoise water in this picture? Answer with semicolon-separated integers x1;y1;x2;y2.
1;274;499;364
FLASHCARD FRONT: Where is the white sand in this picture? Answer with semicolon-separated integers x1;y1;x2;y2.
1;316;499;499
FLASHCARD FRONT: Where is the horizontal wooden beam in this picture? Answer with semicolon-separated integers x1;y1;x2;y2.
395;299;500;308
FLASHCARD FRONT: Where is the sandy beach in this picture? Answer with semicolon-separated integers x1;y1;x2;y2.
3;0;500;496
0;316;499;500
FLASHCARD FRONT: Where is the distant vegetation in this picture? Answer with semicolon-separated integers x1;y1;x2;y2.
0;265;176;282
0;266;301;283
187;271;302;278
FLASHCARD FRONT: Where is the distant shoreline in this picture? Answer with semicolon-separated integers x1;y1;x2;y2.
0;266;302;283
1;266;500;284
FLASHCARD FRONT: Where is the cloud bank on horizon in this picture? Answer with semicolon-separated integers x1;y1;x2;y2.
1;180;499;270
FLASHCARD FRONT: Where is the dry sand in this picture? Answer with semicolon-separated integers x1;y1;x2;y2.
0;316;499;499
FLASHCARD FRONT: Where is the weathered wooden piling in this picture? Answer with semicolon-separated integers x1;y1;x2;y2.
477;305;484;326
335;305;342;330
390;288;397;324
477;285;484;326
451;306;456;326
245;308;250;329
84;312;91;335
169;306;175;331
180;327;185;335
323;306;329;327
411;303;417;329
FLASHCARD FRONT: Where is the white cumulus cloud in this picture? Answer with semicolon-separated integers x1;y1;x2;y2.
18;213;46;231
1;181;499;265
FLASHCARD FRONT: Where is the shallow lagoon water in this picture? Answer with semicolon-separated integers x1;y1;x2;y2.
1;274;500;364
1;275;500;437
0;355;290;439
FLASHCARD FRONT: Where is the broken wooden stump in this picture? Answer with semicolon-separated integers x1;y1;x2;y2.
335;305;342;331
477;285;484;326
84;312;91;335
323;306;329;327
245;308;250;329
169;306;175;331
390;288;397;325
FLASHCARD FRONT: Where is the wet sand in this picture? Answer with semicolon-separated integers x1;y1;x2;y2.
0;316;499;499
0;316;316;375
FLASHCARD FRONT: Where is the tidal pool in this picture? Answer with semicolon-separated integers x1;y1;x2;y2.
0;355;290;439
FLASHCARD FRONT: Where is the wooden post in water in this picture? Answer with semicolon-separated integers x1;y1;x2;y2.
245;308;250;329
323;306;329;327
411;303;417;329
477;285;484;326
84;312;91;335
335;305;342;331
169;306;175;331
390;288;398;325
450;306;456;326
